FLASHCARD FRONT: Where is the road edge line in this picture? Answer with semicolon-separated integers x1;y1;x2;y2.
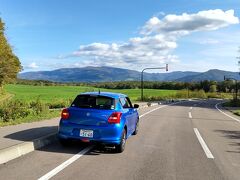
215;103;240;123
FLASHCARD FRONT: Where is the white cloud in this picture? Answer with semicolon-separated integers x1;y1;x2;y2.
141;9;239;35
25;62;39;69
69;34;178;69
60;9;239;71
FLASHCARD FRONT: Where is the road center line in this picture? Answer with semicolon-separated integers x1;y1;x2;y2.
215;103;240;123
38;101;182;180
189;112;192;119
190;107;193;110
193;128;214;159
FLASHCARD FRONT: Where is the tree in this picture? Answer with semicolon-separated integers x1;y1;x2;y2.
209;84;217;93
0;18;21;91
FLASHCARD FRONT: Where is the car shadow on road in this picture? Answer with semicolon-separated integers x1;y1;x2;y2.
4;126;58;141
214;130;240;153
86;145;118;155
37;141;117;155
36;140;90;155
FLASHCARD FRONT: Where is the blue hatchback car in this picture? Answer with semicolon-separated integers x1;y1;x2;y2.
58;92;139;153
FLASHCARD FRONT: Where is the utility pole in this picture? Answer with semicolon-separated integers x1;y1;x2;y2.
237;47;240;75
141;64;168;101
236;47;240;100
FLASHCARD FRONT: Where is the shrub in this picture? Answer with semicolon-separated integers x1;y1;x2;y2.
0;100;31;122
196;89;207;99
175;89;189;99
30;98;49;115
206;93;218;98
47;99;70;109
223;99;240;107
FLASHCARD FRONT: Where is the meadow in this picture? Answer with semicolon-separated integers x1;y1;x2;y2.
5;84;178;103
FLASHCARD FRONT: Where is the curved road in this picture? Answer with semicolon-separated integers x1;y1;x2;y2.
0;99;240;180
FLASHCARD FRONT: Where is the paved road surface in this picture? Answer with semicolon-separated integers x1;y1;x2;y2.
0;99;239;180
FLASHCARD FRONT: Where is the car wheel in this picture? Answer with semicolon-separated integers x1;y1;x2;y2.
132;120;139;135
59;138;70;146
115;130;126;153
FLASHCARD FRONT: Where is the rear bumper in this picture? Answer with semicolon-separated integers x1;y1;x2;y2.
58;120;123;145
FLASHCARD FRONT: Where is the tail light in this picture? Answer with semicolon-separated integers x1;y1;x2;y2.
61;108;70;119
108;112;122;124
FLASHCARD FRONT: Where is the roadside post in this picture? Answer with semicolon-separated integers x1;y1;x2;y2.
141;64;168;101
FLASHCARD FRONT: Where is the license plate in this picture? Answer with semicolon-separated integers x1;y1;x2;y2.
80;129;93;138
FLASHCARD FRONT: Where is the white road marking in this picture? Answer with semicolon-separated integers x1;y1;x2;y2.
215;103;240;123
38;146;93;180
139;101;181;118
193;128;214;159
38;101;182;180
190;107;193;110
189;112;192;119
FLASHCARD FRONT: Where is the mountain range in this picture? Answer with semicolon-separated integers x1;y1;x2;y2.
18;66;240;82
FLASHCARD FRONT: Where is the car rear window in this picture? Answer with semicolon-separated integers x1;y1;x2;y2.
71;95;115;109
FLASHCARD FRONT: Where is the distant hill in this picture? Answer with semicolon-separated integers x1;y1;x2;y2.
18;66;239;82
176;69;240;82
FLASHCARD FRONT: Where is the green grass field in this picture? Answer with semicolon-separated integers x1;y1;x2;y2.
5;84;178;103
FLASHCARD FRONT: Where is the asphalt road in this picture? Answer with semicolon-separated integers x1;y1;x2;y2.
0;99;240;180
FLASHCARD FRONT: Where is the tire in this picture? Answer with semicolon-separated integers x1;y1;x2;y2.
59;138;70;146
115;130;127;153
132;120;139;135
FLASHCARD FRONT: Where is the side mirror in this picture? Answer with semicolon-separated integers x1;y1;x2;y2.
133;104;139;108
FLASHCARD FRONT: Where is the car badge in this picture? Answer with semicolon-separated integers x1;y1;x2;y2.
86;112;90;117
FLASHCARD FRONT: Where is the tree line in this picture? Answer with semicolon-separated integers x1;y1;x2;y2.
0;18;21;92
15;78;239;94
92;80;238;93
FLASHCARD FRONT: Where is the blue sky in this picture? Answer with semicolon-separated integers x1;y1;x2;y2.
0;0;240;72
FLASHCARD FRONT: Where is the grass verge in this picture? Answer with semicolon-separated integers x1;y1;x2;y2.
232;110;240;116
222;100;240;116
0;109;60;127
